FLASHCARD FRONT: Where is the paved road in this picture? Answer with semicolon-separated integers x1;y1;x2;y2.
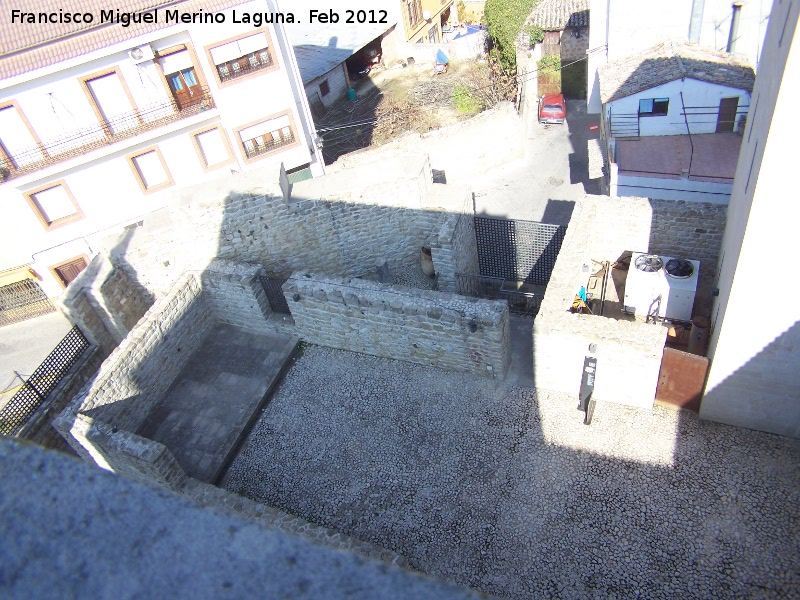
470;99;601;224
0;312;72;408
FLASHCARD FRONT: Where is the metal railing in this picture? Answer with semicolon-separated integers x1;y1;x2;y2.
243;132;295;159
0;279;55;327
0;325;89;436
456;274;544;317
0;87;216;183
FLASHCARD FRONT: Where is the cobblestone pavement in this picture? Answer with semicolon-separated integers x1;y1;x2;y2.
224;346;800;599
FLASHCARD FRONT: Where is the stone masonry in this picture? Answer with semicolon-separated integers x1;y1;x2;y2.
431;196;480;293
284;273;510;379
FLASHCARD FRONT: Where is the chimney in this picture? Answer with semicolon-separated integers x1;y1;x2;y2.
727;2;743;53
689;0;705;43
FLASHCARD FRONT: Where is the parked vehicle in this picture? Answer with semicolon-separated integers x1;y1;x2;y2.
538;94;566;124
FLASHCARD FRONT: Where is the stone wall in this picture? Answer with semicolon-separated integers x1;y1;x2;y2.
92;156;449;299
56;273;215;463
589;196;726;317
560;27;590;62
201;260;271;332
534;197;669;408
649;199;727;313
431;196;480;293
59;253;155;356
284;273;510;379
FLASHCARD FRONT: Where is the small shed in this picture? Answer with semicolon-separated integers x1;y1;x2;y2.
526;0;589;62
598;41;755;138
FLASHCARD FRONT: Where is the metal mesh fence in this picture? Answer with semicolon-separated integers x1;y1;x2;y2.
0;326;89;436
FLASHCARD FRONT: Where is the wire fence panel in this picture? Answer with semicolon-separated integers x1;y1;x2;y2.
0;326;89;436
456;274;544;317
474;217;567;286
0;279;55;327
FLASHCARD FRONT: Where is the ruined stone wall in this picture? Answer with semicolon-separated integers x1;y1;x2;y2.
101;157;446;299
534;197;668;408
431;198;480;293
59;253;155;356
284;273;510;379
57;273;215;462
200;261;271;333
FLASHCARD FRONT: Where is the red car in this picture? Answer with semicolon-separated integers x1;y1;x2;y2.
539;94;566;124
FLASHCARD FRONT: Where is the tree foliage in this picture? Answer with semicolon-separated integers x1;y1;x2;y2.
484;0;538;69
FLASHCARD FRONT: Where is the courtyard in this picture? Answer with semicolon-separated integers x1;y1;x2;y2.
223;345;800;599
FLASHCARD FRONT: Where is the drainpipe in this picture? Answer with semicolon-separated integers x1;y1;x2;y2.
688;0;705;43
727;2;743;53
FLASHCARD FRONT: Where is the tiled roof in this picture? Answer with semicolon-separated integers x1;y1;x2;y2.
0;0;248;81
598;40;755;103
527;0;589;31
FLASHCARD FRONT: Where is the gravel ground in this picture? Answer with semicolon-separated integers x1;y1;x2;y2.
224;346;800;599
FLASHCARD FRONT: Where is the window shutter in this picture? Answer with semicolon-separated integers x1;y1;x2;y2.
210;41;243;65
158;50;194;75
237;33;267;55
239;115;291;141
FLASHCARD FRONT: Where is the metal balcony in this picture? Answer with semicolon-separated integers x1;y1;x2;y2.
0;87;215;183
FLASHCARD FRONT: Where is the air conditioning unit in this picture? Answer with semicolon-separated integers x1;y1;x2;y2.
128;44;154;63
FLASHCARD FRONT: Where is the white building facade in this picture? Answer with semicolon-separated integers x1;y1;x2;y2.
0;0;324;299
701;0;800;438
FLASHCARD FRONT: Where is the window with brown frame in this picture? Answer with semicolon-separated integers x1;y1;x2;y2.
157;48;205;110
81;68;142;137
191;125;234;170
25;181;84;230
50;255;89;288
127;146;174;193
207;32;275;84
236;114;296;160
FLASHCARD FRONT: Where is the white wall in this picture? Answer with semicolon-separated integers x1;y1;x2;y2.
702;0;800;438
605;79;751;136
615;173;732;203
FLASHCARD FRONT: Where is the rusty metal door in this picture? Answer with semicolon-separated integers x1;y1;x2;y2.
716;97;739;132
655;347;709;412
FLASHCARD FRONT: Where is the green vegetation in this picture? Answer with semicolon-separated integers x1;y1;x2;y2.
484;0;539;70
538;53;561;72
524;23;544;47
452;83;484;114
537;53;562;94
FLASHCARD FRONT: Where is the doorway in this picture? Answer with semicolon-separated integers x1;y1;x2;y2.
716;97;739;133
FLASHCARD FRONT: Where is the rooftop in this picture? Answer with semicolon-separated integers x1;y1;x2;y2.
0;0;247;81
527;0;589;31
598;40;755;103
616;132;742;182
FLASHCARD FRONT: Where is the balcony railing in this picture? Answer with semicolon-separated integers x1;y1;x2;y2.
242;131;295;159
0;87;215;184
